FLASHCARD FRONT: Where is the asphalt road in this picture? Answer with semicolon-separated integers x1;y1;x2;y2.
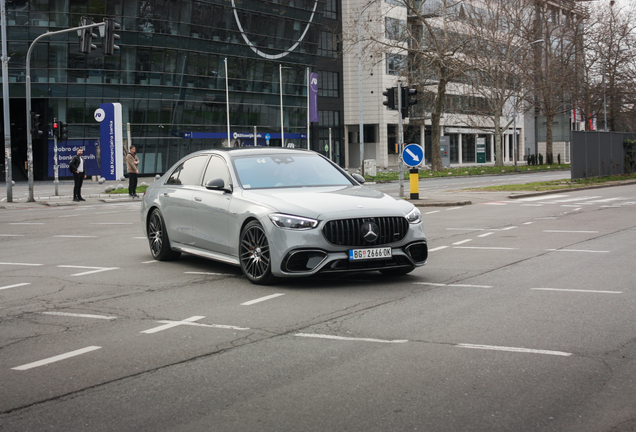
1;175;635;432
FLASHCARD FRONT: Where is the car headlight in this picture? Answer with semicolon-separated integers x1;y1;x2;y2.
406;207;422;224
269;213;319;230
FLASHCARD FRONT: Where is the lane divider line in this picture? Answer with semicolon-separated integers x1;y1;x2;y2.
0;283;31;291
296;333;408;344
42;312;118;320
12;346;102;371
241;293;285;306
456;343;572;357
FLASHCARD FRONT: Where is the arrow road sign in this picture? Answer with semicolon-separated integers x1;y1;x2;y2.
402;144;424;167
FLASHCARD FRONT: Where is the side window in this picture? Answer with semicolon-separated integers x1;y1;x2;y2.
165;156;209;186
202;156;231;188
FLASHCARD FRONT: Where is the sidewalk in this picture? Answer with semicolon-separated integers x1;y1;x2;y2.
0;177;155;209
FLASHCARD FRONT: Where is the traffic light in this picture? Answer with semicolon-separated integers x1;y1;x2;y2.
52;120;59;138
400;86;418;118
383;87;396;110
31;111;43;138
79;17;97;53
103;18;121;56
59;121;68;141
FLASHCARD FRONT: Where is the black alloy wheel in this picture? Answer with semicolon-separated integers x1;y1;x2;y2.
147;209;181;261
239;220;275;285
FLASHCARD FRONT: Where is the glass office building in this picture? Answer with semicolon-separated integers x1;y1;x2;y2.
2;0;344;180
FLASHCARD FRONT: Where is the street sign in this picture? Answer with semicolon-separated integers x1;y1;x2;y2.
402;144;424;167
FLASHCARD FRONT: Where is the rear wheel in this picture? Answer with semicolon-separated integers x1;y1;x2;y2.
239;221;276;285
147;209;181;261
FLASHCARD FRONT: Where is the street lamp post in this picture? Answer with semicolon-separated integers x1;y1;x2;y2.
512;39;544;172
358;0;378;174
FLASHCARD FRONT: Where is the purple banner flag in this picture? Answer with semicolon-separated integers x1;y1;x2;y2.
309;72;319;123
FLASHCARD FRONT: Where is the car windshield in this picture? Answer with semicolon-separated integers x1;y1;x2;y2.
234;153;353;189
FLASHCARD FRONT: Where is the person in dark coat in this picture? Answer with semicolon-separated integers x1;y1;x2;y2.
68;148;87;202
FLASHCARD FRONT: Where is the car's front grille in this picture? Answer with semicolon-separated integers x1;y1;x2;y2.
322;217;409;247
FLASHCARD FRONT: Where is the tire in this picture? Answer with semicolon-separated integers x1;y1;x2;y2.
379;266;415;276
147;209;181;261
239;220;276;285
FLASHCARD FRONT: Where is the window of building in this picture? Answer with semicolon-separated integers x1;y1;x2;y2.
318;71;339;97
385;17;405;41
317;31;337;58
386;53;406;75
323;0;337;20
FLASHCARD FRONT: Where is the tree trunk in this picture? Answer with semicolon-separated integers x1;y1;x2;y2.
430;76;447;171
545;114;554;163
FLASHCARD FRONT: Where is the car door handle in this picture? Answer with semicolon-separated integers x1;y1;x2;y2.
194;196;202;202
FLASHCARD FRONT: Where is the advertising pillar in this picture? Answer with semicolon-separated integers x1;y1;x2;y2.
95;103;123;181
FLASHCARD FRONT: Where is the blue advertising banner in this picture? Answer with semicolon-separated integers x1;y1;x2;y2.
96;103;124;180
48;140;99;177
309;72;319;123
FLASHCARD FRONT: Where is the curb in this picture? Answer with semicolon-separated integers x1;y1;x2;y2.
506;179;636;199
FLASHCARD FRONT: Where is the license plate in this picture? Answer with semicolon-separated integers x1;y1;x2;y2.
349;247;392;261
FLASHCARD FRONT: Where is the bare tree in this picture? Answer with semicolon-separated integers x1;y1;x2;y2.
458;0;536;166
531;0;585;164
345;0;471;171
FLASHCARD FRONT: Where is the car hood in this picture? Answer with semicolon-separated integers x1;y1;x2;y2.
240;186;414;219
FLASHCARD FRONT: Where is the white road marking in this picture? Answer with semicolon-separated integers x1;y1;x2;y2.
142;316;249;334
428;246;449;252
90;223;133;225
58;214;80;218
552;196;601;203
241;293;285;305
523;222;533;225
425;210;441;214
53;235;98;238
452;239;472;245
531;288;622;294
446;207;463;211
446;228;484;231
12;346;102;371
57;265;119;276
42;312;118;320
296;333;408;344
543;230;598;233
588;197;626;203
518;194;569;202
0;262;43;266
9;223;44;225
142;260;158;264
414;282;447;286
478;232;494;238
501;226;517;231
0;283;31;291
456;343;572;357
0;234;25;237
545;249;609;253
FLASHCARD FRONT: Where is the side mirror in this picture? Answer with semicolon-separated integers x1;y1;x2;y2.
352;173;365;184
205;178;232;193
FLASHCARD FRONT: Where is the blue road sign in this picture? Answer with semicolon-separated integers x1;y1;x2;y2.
402;144;424;167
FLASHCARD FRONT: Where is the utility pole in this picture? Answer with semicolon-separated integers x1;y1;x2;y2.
2;0;13;202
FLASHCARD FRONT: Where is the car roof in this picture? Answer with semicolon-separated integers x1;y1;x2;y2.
190;147;314;157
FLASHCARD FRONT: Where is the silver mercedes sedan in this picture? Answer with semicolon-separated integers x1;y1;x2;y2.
140;147;427;285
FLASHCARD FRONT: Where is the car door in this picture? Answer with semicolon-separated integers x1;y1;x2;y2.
191;155;233;254
160;155;209;245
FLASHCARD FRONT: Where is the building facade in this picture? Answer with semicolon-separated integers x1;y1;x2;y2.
2;0;345;180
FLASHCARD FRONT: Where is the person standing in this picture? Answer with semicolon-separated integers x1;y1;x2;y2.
126;145;140;198
68;148;86;202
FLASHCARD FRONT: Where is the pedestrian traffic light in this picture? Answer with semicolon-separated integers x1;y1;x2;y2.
383;87;396;110
400;87;418;118
52;120;59;138
79;17;97;53
59;121;68;141
31;111;43;138
103;18;121;56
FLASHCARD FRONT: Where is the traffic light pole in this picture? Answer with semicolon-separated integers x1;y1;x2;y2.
25;22;104;201
398;81;404;199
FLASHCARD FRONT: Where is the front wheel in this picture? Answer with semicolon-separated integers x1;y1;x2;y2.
239;221;276;285
147;209;181;261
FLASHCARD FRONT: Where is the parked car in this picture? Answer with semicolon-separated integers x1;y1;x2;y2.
140;147;427;284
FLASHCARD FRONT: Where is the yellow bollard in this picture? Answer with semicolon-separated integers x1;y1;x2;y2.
409;168;419;200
